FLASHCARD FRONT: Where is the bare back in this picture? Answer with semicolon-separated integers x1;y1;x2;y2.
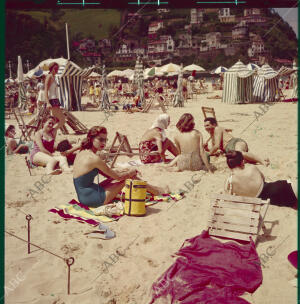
174;129;201;154
227;165;264;197
73;150;100;178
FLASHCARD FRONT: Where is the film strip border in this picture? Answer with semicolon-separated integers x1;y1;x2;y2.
5;0;299;8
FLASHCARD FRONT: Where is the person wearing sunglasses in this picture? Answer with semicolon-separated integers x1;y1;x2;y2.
73;126;167;208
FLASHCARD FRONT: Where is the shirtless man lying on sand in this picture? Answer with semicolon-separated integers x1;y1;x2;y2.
203;117;269;166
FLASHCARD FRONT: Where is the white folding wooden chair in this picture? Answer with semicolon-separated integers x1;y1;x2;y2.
208;194;270;244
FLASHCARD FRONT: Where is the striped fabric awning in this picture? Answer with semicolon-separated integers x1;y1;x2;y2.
227;60;248;73
257;64;278;79
60;61;94;77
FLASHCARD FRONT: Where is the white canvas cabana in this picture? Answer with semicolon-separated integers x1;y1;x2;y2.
253;64;278;102
222;60;255;104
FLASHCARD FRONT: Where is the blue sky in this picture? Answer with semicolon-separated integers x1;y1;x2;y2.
274;8;298;37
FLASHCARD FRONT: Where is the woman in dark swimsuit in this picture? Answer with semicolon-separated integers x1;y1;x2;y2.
73;126;168;207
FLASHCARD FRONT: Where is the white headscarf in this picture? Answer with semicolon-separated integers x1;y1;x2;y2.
150;114;170;141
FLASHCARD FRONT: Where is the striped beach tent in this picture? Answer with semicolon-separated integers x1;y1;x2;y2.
31;58;94;111
56;60;94;111
253;64;278;102
222;60;255;104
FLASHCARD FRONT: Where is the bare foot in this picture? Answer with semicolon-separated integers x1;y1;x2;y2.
48;169;62;175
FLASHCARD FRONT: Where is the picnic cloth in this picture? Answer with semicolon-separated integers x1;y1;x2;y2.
49;192;184;226
150;230;262;304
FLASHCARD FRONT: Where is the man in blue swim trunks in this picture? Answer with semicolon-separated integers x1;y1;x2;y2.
204;117;269;166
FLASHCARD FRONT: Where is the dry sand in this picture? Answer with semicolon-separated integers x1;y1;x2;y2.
5;91;297;304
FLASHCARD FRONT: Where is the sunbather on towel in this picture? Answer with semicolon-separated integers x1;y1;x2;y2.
30;116;71;175
163;113;212;173
139;114;179;164
204;117;269;166
73;126;168;208
224;150;297;209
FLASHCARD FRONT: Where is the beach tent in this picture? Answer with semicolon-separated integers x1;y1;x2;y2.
247;63;259;71
253;64;279;102
183;64;205;72
32;57;94;111
222;60;255;104
212;66;227;74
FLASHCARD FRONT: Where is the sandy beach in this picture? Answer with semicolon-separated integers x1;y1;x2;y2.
5;92;297;304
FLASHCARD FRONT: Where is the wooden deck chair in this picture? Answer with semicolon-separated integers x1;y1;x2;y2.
13;108;36;141
106;132;139;168
202;106;216;120
208;194;270;244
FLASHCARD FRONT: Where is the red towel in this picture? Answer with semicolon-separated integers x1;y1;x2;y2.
150;230;262;304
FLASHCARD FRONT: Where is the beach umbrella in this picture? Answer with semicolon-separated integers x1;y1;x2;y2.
183;64;205;72
17;56;24;83
107;70;122;78
160;63;181;74
5;78;14;83
247;63;259;71
148;67;157;77
212;66;228;74
17;55;27;109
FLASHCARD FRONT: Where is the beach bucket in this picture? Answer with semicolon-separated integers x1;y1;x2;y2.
124;179;147;216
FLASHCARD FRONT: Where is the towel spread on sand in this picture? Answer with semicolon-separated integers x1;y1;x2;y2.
150;230;262;304
49;192;184;226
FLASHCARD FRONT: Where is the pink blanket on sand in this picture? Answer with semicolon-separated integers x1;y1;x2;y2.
150;230;262;304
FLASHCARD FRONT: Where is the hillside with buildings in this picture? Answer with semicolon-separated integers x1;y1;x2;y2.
6;8;298;75
69;8;298;69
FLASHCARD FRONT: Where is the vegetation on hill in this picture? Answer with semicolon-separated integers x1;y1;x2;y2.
5;8;298;77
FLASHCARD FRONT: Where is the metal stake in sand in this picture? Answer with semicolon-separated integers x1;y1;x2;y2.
26;214;32;254
65;257;75;295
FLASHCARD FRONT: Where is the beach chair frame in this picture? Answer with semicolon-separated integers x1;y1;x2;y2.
106;132;139;168
202;106;217;120
13;108;36;141
208;193;270;245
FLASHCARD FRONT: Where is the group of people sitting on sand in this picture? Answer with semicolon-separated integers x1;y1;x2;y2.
7;110;296;211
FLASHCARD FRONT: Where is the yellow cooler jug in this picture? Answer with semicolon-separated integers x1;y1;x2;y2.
124;179;147;216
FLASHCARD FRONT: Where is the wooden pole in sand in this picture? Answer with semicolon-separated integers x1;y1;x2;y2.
66;23;70;60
